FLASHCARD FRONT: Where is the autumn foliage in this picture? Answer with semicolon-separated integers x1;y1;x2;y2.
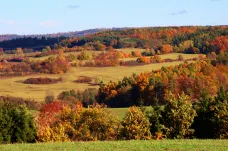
36;103;119;142
97;61;228;107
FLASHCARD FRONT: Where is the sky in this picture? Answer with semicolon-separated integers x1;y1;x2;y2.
0;0;227;35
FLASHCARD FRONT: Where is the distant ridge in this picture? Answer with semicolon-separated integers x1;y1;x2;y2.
0;28;117;42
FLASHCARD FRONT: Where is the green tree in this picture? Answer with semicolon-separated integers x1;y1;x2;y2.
45;46;51;52
0;102;36;143
53;43;59;50
162;93;196;139
214;87;228;138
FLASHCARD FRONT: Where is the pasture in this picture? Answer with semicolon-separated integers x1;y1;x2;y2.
0;52;199;102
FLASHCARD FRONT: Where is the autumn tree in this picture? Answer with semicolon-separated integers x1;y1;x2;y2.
160;44;173;54
210;36;228;54
15;47;24;57
178;40;194;53
119;106;151;140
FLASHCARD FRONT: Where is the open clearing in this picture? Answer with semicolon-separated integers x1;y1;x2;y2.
0;52;199;102
1;140;228;151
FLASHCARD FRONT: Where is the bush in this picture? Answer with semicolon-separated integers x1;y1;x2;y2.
136;57;151;64
45;91;55;104
0;102;36;143
131;51;142;57
94;52;120;67
23;77;62;84
119;106;151;140
36;101;67;142
77;51;90;60
150;55;163;63
58;88;98;107
37;104;119;142
0;96;44;110
31;52;69;74
178;55;184;61
75;76;92;83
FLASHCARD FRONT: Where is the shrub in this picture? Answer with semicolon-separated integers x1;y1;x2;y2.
23;77;62;84
75;76;92;83
160;44;173;54
67;54;77;61
95;52;119;67
161;93;196;139
77;51;90;60
45;91;55;104
0;96;44;111
31;52;69;74
0;102;36;143
119;106;151;140
150;55;163;63
37;104;119;142
58;88;98;107
131;51;142;57
36;101;66;142
178;55;184;61
185;47;200;54
136;57;151;64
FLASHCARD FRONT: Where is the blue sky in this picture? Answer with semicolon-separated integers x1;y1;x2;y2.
0;0;227;35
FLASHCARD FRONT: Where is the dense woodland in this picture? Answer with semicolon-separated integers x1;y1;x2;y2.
0;28;117;50
1;26;228;54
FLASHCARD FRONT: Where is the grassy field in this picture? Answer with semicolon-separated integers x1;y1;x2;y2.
0;52;198;102
1;140;228;151
110;108;129;119
110;107;152;120
0;61;189;101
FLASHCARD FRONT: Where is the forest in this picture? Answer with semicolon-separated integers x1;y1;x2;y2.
1;26;228;54
0;26;228;144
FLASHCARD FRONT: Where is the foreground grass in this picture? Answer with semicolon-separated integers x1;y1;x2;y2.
1;140;228;151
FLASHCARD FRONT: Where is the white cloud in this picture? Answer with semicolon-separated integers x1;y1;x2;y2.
40;20;58;27
0;20;16;25
172;10;188;16
67;5;80;9
210;0;222;2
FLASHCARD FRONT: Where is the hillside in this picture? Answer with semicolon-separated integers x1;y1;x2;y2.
0;28;109;41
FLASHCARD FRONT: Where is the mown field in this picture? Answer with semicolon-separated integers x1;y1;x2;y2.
0;52;198;102
1;140;228;151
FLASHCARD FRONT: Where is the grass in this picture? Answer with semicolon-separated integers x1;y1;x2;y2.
0;52;198;102
1;140;228;151
110;108;128;119
110;107;152;120
0;61;187;101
